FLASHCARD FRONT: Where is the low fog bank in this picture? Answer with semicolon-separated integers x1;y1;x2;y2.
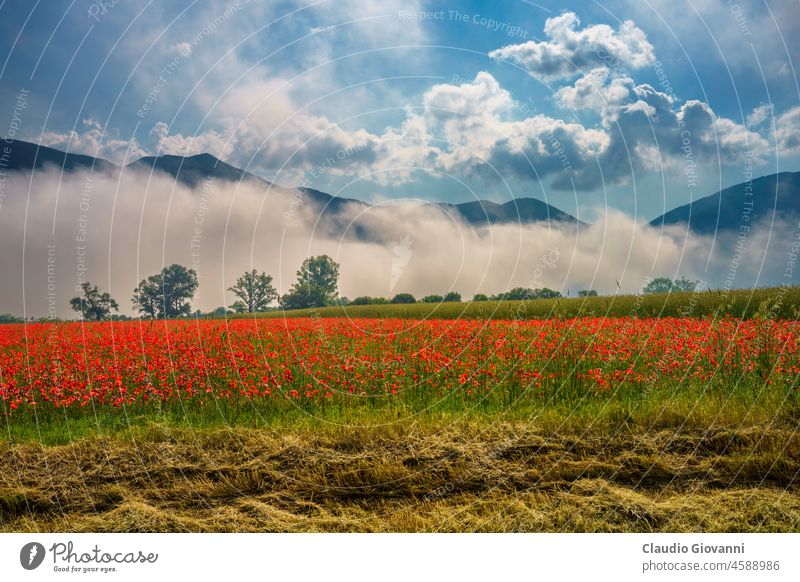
1;167;798;318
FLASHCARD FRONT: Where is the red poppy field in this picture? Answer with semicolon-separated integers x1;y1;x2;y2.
2;315;800;532
2;316;798;416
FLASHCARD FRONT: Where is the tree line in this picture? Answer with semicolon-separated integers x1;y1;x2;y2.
349;286;564;306
69;255;341;321
66;255;701;321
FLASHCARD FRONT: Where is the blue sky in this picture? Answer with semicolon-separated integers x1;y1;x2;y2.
2;0;799;221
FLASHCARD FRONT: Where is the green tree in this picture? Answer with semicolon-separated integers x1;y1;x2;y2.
577;289;599;297
643;277;699;294
443;291;462;302
132;264;199;319
422;294;443;303
391;293;416;304
351;296;390;305
535;287;562;299
0;313;24;323
472;294;489;302
228;270;278;313
673;276;700;292
642;277;674;294
69;282;119;321
280;255;340;310
132;277;159;319
498;287;536;301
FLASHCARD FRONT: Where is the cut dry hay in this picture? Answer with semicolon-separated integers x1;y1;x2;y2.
2;423;799;532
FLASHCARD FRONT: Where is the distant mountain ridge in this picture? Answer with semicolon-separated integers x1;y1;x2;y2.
130;152;253;187
2;139;581;227
649;172;800;233
0;139;115;173
437;198;579;226
6;138;799;233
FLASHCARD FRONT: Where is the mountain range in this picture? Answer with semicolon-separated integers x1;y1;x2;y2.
3;139;798;233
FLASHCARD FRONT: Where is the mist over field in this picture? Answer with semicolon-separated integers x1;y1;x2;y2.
2;167;797;318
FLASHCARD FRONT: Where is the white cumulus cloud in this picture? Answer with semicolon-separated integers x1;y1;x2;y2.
489;12;655;81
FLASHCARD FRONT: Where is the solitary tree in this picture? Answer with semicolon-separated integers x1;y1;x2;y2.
69;282;119;320
577;289;599;297
280;255;340;310
228;270;278;313
472;294;489;302
443;291;462;302
391;293;416;304
132;264;199;319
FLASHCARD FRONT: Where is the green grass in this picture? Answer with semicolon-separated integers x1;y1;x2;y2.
5;377;798;446
227;286;800;321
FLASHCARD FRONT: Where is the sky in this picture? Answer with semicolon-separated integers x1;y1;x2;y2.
1;0;799;223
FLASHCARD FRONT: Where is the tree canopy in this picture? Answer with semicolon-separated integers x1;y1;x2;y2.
492;287;562;301
132;264;199;319
228;270;278;313
643;276;700;294
280;255;340;310
421;294;443;303
69;282;119;321
390;293;416;304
